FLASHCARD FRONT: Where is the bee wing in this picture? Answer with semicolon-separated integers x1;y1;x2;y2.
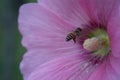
73;35;81;43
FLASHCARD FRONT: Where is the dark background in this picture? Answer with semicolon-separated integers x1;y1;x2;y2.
0;0;36;80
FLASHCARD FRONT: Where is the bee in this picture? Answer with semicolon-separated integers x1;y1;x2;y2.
66;28;82;43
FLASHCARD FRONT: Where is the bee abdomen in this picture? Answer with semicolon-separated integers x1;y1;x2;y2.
66;33;75;41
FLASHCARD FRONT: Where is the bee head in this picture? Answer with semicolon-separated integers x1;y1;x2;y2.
75;28;82;34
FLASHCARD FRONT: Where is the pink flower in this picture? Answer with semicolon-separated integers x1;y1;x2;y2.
18;0;120;80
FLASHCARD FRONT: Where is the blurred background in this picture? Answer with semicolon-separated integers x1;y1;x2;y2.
0;0;36;80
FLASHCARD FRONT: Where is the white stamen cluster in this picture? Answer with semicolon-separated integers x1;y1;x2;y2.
83;37;101;52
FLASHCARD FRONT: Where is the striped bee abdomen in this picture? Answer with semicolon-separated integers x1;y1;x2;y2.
66;33;76;41
65;28;82;43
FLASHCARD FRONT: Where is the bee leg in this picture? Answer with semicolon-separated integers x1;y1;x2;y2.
73;38;76;43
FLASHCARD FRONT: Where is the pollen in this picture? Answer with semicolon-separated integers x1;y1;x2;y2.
83;37;101;52
83;28;110;57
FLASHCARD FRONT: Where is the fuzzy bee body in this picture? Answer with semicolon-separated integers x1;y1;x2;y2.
66;32;76;42
66;28;82;43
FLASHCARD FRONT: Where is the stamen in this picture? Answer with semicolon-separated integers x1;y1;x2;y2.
83;28;110;57
83;37;101;52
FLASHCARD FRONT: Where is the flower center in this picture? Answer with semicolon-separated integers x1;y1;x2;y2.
83;28;110;57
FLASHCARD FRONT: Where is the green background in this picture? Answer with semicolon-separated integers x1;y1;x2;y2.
0;0;36;80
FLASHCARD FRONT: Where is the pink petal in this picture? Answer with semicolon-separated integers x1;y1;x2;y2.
18;3;83;80
107;4;120;57
19;3;78;49
27;53;97;80
79;0;120;23
20;47;82;80
88;60;108;80
89;55;120;80
38;0;89;28
38;0;119;26
109;54;120;80
105;58;120;80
